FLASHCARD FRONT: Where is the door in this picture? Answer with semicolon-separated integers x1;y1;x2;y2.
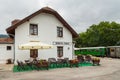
30;49;38;58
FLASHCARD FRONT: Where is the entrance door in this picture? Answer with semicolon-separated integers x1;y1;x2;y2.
30;49;38;58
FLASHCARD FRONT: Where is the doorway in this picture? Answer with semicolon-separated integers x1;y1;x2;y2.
30;49;38;58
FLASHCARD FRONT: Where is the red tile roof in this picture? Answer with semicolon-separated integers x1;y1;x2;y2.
0;38;13;44
6;7;78;38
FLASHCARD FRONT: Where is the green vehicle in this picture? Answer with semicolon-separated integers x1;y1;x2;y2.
74;47;106;57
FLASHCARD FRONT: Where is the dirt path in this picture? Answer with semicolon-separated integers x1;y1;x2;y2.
0;58;120;80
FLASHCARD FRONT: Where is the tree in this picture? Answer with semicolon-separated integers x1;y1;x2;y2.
74;21;120;47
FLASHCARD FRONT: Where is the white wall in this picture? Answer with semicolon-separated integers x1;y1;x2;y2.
0;44;13;64
15;13;73;64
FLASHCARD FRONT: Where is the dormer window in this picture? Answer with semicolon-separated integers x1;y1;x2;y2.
57;27;63;37
30;24;38;35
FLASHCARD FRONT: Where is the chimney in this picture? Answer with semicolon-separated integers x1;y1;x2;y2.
11;19;20;25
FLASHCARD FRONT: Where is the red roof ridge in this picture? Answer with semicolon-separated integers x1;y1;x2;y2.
41;6;56;12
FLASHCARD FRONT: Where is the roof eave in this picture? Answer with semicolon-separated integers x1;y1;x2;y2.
6;7;79;38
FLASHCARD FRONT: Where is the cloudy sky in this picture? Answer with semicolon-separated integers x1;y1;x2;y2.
0;0;120;34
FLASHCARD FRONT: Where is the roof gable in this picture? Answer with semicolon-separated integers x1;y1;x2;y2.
6;7;78;38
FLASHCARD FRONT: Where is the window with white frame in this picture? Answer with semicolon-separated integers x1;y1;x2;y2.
30;24;38;35
57;46;63;57
57;27;63;37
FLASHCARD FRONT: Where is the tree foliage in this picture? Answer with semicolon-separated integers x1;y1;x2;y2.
74;21;120;47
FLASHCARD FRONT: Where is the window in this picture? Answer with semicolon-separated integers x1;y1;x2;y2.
30;49;38;58
57;27;63;37
111;48;115;52
100;48;103;52
95;49;99;52
7;46;12;50
30;24;38;35
57;46;63;57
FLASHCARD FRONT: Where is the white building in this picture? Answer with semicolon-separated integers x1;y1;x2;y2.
6;7;78;64
0;37;13;64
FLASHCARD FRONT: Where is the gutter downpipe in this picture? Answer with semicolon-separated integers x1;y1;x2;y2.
72;41;75;59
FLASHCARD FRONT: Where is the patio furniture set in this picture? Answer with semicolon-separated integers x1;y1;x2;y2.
15;55;100;72
17;59;49;71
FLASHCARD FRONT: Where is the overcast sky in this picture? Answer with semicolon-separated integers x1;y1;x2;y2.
0;0;120;34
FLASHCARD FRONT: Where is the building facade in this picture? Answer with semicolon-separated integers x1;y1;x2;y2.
6;7;78;64
0;37;13;63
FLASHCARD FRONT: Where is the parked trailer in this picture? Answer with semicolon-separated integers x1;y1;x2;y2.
74;47;106;57
107;46;120;58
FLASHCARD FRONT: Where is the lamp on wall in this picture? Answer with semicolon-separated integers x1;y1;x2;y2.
52;42;56;45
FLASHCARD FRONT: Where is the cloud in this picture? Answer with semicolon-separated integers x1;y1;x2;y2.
0;0;40;34
39;0;120;32
0;0;120;34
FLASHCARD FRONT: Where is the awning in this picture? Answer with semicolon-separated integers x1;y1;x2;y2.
18;41;53;50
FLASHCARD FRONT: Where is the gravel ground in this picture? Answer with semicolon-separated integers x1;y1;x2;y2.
0;57;120;80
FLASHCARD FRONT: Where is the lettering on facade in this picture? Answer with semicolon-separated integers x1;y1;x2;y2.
52;41;72;45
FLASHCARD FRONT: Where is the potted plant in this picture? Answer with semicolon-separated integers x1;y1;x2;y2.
77;54;84;63
85;55;92;62
6;58;12;64
92;57;100;65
